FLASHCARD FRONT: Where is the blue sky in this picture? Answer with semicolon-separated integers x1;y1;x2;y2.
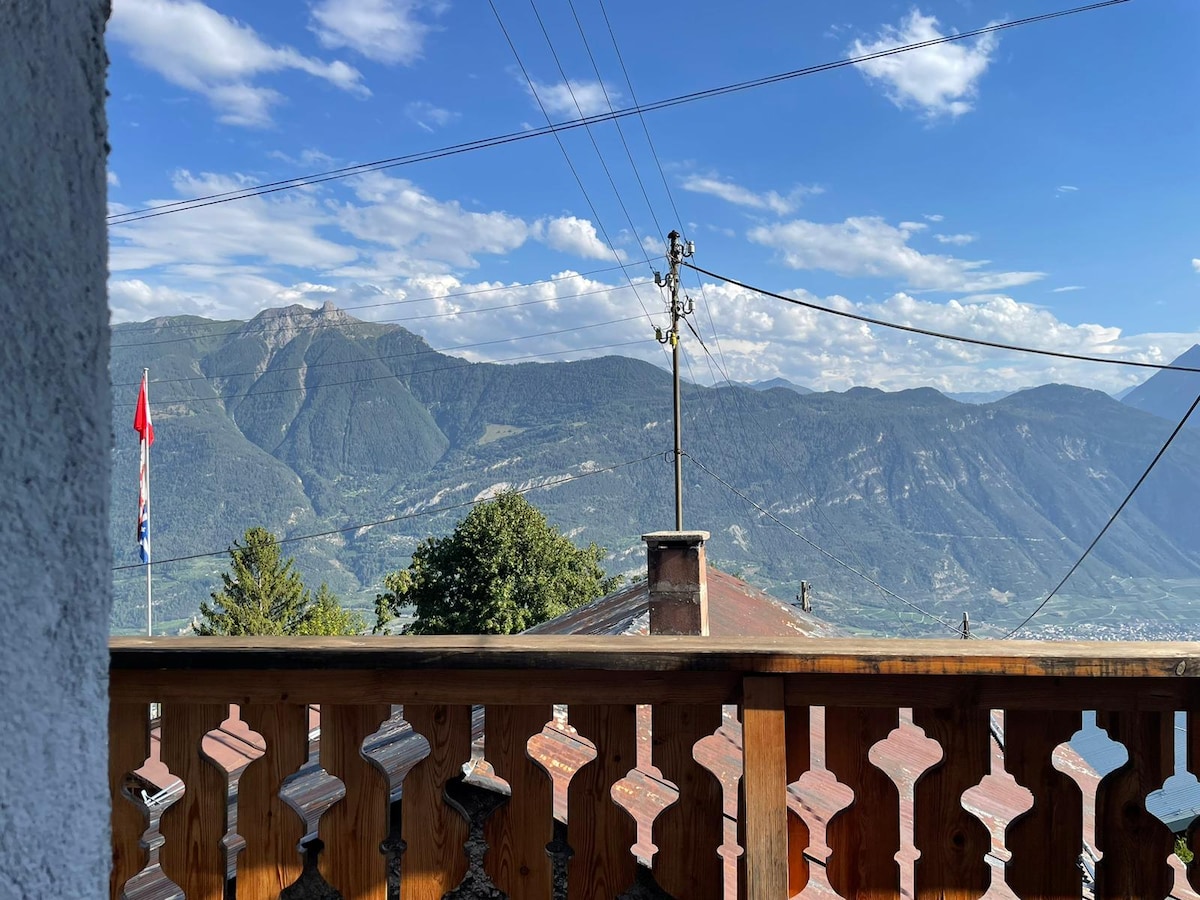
106;0;1200;394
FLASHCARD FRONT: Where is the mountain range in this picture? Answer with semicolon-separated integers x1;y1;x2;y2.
110;305;1200;638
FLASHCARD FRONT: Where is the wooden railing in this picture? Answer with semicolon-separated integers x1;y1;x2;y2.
109;636;1200;900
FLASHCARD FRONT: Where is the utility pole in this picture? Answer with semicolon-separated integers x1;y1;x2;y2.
961;611;971;639
655;230;694;530
800;581;812;613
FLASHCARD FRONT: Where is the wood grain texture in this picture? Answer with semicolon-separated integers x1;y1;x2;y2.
320;703;392;900
785;704;811;895
400;704;473;900
825;706;901;900
1003;709;1082;900
1189;708;1200;892
159;702;229;900
566;703;639;900
741;676;788;900
237;703;310;900
485;704;554;900
651;703;724;899
1094;710;1174;900
109;702;150;900
110;635;1200;679
912;706;990;900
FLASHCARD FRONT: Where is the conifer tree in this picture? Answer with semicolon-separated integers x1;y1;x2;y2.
197;527;363;635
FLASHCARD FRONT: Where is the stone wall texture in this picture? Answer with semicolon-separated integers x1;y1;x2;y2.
0;1;111;896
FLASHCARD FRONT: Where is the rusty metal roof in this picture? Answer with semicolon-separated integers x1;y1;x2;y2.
526;565;842;637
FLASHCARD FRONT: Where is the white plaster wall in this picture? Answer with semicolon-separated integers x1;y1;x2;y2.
0;1;111;896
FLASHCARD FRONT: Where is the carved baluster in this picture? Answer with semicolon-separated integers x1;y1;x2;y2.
825;706;901;899
1003;709;1082;899
651;703;724;900
912;706;990;900
785;703;811;895
238;703;310;899
159;702;229;900
109;702;150;900
567;703;639;900
486;704;555;900
1094;710;1173;900
401;703;474;900
321;703;392;900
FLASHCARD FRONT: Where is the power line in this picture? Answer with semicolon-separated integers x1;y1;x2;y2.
565;0;664;240
106;0;1130;225
111;263;639;336
112;338;646;410
1002;391;1200;638
685;452;966;636
487;0;665;347
114;314;645;390
527;0;654;271
112;452;662;572
685;262;1200;376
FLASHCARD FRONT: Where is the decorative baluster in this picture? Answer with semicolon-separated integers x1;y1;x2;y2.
401;703;474;900
785;703;811;896
567;703;639;900
321;703;392;900
912;706;990;900
740;676;788;900
159;702;229;900
486;704;555;900
1003;710;1082;900
651;703;724;900
1094;710;1173;900
825;706;901;900
238;703;311;899
109;702;150;900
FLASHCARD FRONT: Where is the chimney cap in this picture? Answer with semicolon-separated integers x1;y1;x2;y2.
641;530;710;544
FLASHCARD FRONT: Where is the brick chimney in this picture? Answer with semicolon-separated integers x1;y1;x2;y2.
642;531;710;636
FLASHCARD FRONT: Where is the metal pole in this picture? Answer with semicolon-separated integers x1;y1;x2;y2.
668;231;683;530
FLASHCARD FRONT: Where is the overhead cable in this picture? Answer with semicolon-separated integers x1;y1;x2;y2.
112;451;661;572
106;0;1130;225
112;338;646;410
685;262;1200;376
1002;391;1200;638
685;452;967;636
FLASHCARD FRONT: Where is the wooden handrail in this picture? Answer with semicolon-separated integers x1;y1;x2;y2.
108;638;1200;900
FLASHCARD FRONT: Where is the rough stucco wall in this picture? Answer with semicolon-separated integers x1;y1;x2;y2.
0;1;112;896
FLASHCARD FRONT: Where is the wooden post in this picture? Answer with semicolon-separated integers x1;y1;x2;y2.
741;676;788;900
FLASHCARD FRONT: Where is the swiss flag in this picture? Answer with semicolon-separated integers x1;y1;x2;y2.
134;372;154;445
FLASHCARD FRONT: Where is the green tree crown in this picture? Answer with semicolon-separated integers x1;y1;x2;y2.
197;526;364;636
375;492;620;635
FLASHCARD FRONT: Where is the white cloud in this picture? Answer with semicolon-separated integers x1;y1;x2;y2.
336;172;532;274
1052;285;1085;293
310;0;433;65
536;216;622;262
923;213;944;222
1191;259;1199;274
109;170;358;271
680;174;822;216
406;100;459;132
749;216;1042;292
935;233;976;246
268;148;336;168
850;10;997;118
1057;185;1079;194
107;171;120;187
527;78;619;118
109;0;367;126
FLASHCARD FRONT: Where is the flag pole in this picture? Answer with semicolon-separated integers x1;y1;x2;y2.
143;367;152;637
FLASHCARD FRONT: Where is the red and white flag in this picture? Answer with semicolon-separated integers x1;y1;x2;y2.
134;372;153;564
